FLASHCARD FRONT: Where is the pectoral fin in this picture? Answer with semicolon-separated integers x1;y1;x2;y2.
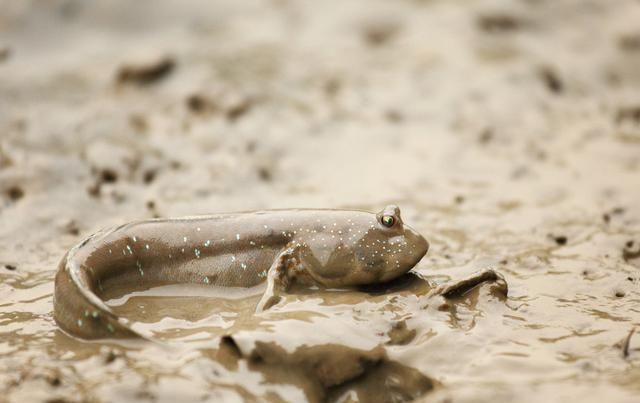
256;247;300;312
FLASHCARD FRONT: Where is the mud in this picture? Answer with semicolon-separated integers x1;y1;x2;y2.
1;0;640;402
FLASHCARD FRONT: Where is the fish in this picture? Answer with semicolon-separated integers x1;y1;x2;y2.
53;205;429;339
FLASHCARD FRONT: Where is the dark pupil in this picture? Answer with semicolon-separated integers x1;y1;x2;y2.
382;216;394;227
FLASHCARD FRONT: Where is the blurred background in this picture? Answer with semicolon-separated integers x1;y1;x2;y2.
1;0;639;402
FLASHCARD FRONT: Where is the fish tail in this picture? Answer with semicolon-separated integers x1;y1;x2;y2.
53;251;144;339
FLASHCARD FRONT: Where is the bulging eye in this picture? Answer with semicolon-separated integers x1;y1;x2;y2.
381;215;395;228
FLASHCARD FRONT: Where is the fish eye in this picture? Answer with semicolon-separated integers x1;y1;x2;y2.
381;215;395;228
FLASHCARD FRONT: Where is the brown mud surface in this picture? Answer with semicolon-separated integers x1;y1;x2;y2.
1;0;640;402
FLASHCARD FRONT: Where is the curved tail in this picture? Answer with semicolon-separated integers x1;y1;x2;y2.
53;239;146;340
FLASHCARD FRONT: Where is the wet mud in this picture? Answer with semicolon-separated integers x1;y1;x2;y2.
1;0;640;402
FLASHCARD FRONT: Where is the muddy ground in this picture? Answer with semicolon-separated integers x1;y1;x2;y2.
1;0;640;402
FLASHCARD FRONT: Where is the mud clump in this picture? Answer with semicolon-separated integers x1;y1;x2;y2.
603;207;625;223
433;269;508;300
186;93;217;114
45;371;62;387
63;220;80;236
384;109;404;123
615;106;640;140
538;66;564;94
622;240;640;262
145;200;161;218
226;98;254;122
619;33;640;52
128;114;149;133
116;56;175;86
0;47;10;62
87;168;119;198
142;169;157;184
103;349;122;364
477;13;524;33
361;19;401;47
327;360;434;403
256;166;273;182
615;106;640;125
550;235;568;246
0;146;13;169
386;320;417;346
186;94;207;113
99;169;118;184
5;185;24;201
221;338;435;403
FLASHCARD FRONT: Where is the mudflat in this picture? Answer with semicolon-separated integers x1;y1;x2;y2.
1;1;639;402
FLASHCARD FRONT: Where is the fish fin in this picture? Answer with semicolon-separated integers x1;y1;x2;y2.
256;246;299;312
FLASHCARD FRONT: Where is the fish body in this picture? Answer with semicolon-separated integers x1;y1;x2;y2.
53;205;429;339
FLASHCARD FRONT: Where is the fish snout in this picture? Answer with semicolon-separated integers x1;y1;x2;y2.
408;226;429;266
378;224;429;282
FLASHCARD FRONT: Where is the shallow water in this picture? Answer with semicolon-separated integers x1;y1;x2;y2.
1;0;640;402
